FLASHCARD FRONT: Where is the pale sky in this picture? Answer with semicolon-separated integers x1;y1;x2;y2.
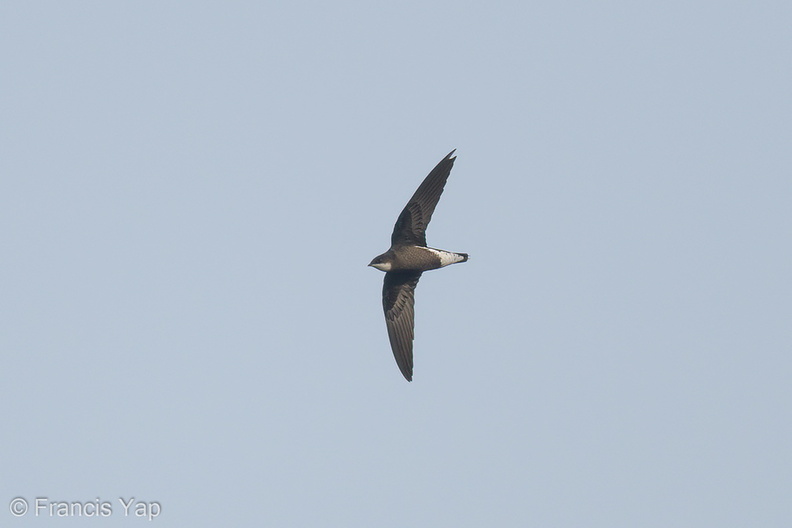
2;1;791;526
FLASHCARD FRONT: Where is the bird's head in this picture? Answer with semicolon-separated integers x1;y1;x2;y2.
368;253;393;272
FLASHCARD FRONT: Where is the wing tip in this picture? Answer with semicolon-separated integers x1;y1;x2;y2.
397;355;414;382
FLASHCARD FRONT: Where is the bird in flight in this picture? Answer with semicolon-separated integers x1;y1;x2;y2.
369;150;468;381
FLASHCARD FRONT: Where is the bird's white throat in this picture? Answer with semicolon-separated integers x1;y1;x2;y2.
370;262;392;272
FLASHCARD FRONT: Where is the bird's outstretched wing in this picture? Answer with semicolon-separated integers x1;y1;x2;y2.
390;150;456;247
382;271;422;381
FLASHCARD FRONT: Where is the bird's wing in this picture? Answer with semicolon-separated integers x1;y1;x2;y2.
390;150;456;247
383;271;422;381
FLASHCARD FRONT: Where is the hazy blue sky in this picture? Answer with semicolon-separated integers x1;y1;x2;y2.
2;1;791;526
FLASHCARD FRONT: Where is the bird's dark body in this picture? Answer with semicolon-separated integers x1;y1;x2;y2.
369;150;468;381
375;246;467;273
